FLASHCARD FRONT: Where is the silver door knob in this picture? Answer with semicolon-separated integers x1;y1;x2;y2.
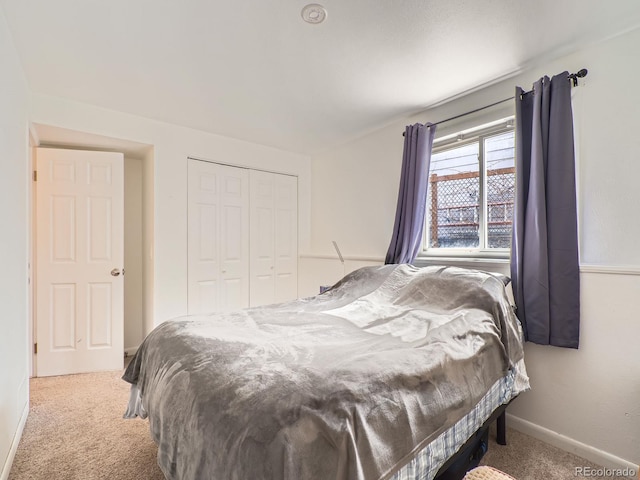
110;268;121;277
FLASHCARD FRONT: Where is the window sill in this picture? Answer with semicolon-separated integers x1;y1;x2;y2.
414;252;510;271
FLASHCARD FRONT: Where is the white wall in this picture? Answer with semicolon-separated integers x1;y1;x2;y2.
142;147;155;336
307;28;640;467
510;268;640;467
0;9;30;480
29;95;312;327
124;156;143;352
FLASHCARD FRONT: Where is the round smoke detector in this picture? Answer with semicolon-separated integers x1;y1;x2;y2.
301;4;327;24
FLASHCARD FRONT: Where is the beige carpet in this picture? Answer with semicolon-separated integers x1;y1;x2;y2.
8;368;634;480
481;424;635;480
9;368;164;480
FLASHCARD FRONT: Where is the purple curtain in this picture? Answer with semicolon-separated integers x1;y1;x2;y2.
385;123;436;264
511;71;580;348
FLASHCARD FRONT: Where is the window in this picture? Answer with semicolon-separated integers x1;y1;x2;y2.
423;119;515;257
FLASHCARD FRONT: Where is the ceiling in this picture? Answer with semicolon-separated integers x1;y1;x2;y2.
3;1;640;155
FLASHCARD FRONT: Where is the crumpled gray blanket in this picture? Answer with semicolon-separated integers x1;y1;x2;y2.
123;264;528;480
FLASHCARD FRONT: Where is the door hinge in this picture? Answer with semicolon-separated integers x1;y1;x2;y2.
34;343;38;354
33;171;37;182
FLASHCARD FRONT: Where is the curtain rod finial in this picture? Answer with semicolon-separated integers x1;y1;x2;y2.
569;68;588;87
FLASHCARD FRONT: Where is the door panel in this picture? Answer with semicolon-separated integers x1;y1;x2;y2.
36;148;124;376
51;195;76;261
87;197;112;261
250;170;298;307
188;164;220;313
249;171;276;307
188;160;249;314
196;280;219;313
88;282;112;347
50;283;76;349
274;175;298;303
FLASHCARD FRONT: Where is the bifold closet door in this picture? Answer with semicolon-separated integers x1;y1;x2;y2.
187;160;249;314
249;170;298;307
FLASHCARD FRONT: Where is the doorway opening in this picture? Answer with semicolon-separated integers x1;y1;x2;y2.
30;123;154;377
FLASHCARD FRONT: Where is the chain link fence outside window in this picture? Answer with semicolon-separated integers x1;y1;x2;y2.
427;167;514;248
426;128;515;250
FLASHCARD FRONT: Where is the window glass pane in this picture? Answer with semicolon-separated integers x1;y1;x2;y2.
427;142;480;248
485;131;515;248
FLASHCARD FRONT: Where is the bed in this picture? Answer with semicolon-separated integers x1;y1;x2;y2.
123;264;529;480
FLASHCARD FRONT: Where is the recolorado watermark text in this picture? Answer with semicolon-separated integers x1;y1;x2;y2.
575;466;637;478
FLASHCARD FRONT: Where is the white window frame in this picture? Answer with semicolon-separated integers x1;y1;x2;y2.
418;117;515;263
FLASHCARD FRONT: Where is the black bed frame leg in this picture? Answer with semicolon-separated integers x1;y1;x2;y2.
497;410;507;445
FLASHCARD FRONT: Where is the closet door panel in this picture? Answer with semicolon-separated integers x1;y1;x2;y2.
249;171;276;307
249;171;298;307
274;175;298;303
216;165;250;312
188;160;249;314
188;162;220;314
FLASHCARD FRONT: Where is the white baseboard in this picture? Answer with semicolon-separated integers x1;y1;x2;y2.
0;401;29;480
507;414;639;473
124;346;139;357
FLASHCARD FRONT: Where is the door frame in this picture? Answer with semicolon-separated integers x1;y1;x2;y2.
28;127;155;377
28;124;38;377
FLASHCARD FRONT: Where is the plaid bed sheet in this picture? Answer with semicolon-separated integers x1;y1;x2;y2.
390;359;527;480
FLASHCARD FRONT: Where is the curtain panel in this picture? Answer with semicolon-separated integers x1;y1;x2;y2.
510;71;580;348
385;123;436;265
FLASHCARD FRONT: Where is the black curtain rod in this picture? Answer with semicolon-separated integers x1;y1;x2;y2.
402;68;588;136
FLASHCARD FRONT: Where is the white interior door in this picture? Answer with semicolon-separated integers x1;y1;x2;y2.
35;148;124;376
188;160;249;314
250;170;297;307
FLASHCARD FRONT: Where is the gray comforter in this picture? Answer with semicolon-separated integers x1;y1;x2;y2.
123;264;527;480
